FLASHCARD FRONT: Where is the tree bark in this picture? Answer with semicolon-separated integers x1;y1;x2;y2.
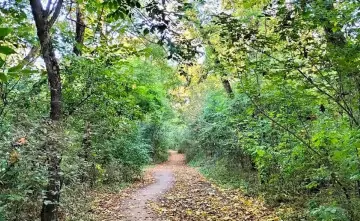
221;78;234;98
41;140;62;221
30;0;63;121
71;4;95;186
29;0;63;220
73;2;85;56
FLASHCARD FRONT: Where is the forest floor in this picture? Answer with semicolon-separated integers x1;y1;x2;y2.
92;151;279;221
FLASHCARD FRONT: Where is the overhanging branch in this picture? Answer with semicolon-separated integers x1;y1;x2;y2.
48;0;63;28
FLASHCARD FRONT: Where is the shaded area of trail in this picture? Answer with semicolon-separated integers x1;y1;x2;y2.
94;151;277;221
120;170;173;220
119;153;181;221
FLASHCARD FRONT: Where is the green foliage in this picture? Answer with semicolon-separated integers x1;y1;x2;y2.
182;84;360;219
310;205;349;221
175;1;360;219
2;0;360;219
0;42;176;219
1;0;182;219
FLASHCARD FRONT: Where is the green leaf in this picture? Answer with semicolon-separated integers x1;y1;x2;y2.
21;69;38;74
7;194;23;202
74;42;84;52
8;64;23;72
0;72;7;82
0;46;15;55
0;28;12;38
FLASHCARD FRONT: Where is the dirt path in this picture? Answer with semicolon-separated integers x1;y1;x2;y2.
119;151;183;220
120;170;173;220
94;151;277;221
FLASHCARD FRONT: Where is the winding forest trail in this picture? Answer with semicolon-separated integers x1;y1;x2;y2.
119;151;181;220
94;151;278;221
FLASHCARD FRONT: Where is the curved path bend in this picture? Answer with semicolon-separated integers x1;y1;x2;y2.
120;151;183;221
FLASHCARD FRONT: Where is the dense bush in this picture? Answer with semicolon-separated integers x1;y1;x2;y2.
181;84;360;220
174;1;360;220
0;49;176;220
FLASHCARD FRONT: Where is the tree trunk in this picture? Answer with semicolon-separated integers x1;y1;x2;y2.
29;0;63;220
73;2;85;56
41;142;62;221
30;0;62;121
71;6;95;186
221;78;234;98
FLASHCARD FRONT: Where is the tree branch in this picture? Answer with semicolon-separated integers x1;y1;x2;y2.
30;0;46;24
66;93;94;116
48;0;59;15
245;43;359;126
48;0;63;28
45;0;52;15
242;87;322;157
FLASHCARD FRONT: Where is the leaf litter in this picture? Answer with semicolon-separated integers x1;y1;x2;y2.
92;151;278;221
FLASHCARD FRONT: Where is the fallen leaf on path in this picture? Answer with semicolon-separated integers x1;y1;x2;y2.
150;162;278;221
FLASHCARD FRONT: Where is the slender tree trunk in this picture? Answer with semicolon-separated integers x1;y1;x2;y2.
71;7;95;186
42;139;62;221
29;0;63;220
82;122;91;157
221;78;234;98
73;2;85;56
30;0;62;121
